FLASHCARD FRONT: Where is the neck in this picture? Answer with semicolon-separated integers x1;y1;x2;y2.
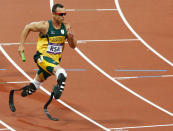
52;19;61;29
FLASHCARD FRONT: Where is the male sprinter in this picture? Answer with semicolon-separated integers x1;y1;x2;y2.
18;4;77;100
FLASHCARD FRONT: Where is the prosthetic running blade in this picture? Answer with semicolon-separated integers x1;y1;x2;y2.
44;92;59;121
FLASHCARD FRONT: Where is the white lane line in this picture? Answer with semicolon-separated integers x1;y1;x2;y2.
49;0;53;11
114;75;173;80
114;0;173;67
0;120;15;131
0;39;139;46
75;47;173;117
79;39;139;43
109;123;173;130
0;81;30;84
0;45;110;131
0;43;31;46
0;129;9;130
0;43;18;46
66;9;118;11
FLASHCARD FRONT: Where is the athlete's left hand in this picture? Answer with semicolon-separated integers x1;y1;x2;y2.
66;24;77;48
67;26;74;39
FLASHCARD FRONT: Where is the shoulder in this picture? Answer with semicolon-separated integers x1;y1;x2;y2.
26;21;49;33
30;21;49;28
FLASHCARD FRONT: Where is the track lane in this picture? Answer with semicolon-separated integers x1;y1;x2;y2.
0;0;173;130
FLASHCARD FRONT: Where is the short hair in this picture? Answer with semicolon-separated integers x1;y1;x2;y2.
52;3;64;12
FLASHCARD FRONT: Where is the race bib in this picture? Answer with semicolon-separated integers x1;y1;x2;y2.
47;43;63;54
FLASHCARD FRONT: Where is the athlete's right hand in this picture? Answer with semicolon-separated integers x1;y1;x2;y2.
18;44;24;54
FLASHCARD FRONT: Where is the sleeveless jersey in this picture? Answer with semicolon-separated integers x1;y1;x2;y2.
36;20;67;63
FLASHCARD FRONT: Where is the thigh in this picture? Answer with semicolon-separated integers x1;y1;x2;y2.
37;68;51;80
36;55;59;74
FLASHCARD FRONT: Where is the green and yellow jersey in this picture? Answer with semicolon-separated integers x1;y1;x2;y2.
36;20;67;63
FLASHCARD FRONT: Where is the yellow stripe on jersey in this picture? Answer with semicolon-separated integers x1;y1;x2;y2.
49;36;66;43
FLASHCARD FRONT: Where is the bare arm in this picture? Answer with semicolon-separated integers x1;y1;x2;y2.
65;23;77;49
18;21;48;54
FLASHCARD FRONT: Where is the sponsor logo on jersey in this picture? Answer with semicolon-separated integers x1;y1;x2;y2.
50;31;55;34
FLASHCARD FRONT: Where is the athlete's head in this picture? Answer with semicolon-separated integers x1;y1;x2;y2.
52;3;66;24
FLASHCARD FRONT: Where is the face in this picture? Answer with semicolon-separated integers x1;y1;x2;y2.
53;7;66;24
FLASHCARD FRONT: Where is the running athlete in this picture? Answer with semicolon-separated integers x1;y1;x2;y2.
18;3;77;99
